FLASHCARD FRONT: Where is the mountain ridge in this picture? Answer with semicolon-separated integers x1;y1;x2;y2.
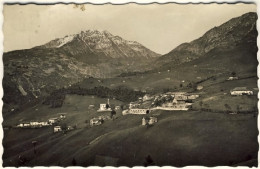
156;12;257;67
3;29;161;108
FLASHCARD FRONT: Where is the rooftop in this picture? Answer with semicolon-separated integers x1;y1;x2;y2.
232;87;250;91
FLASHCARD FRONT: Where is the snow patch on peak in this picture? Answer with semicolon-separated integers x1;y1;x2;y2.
127;41;140;45
56;35;75;48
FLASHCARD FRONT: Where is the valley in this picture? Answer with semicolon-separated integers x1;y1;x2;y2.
2;11;258;167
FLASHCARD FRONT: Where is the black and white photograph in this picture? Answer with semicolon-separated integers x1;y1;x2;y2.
1;1;259;167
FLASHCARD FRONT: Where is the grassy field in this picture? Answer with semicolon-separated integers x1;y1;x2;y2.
3;95;124;127
3;107;258;167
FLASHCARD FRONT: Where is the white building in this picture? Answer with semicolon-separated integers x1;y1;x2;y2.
90;118;102;126
99;104;107;111
227;76;238;81
230;87;253;96
97;99;112;112
129;102;140;109
48;118;58;124
54;126;62;133
187;94;199;100
128;109;149;115
60;114;66;119
122;110;129;115
197;85;203;90
30;121;41;126
148;117;158;125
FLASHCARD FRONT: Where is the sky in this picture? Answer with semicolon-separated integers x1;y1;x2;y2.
3;3;256;54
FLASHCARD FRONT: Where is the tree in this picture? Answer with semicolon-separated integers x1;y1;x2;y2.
231;71;236;76
144;155;155;166
72;158;77;166
236;105;241;113
106;103;110;109
60;123;67;131
179;84;183;88
199;101;203;108
111;110;116;119
224;104;231;113
85;120;89;127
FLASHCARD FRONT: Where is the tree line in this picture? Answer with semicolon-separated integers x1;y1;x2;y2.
43;85;145;108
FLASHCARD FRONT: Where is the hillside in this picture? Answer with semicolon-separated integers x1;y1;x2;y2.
2;11;258;167
3;95;258;167
155;12;257;73
3;30;160;109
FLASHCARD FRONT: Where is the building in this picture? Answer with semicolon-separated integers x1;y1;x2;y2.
54;126;62;133
128;109;149;115
97;99;112;112
90;118;102;126
17;123;30;127
187;94;199;100
88;105;95;109
196;85;203;90
122;110;129;115
142;116;158;126
174;95;188;101
67;126;74;131
230;87;253;96
227;76;238;81
148;117;158;125
143;94;153;101
142;117;147;125
60;114;66;119
48;118;58;124
129;102;140;109
23;123;30;127
39;121;49;126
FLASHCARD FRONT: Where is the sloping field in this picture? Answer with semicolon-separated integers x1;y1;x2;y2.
3;110;258;167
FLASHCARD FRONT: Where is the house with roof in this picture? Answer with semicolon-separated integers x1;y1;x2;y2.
230;87;253;96
90;118;103;126
227;76;238;81
54;126;62;133
142;116;158;126
115;106;121;110
129;102;140;109
97;99;112;112
48;118;59;124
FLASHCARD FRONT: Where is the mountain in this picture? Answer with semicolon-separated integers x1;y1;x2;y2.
3;30;160;108
156;12;257;73
40;30;159;60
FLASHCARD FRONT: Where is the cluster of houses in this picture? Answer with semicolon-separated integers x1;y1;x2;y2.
158;92;199;110
16;114;66;129
230;87;254;96
122;92;200;114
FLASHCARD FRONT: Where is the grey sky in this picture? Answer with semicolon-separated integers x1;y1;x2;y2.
3;3;256;54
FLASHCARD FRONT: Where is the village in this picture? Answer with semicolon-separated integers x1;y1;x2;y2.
13;78;255;132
